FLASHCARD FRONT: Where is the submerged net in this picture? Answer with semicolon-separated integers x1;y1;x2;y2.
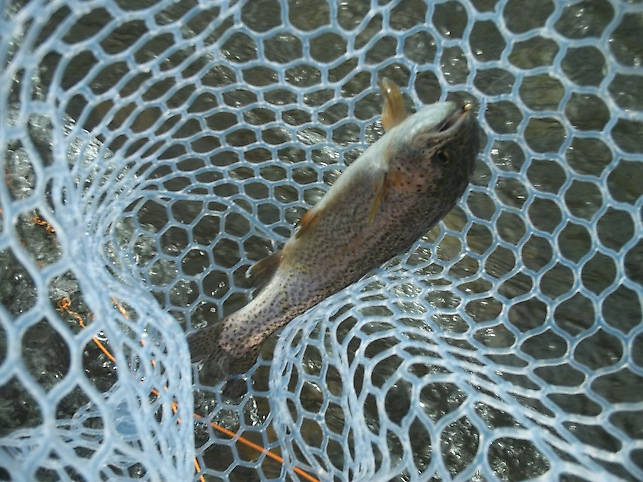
1;0;642;480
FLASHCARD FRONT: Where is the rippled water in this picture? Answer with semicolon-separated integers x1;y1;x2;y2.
1;0;642;480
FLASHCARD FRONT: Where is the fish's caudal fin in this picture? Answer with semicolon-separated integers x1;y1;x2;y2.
188;323;261;393
200;350;257;397
187;323;223;363
248;250;282;291
379;77;408;131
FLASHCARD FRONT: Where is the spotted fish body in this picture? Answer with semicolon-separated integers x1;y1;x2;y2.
189;79;479;383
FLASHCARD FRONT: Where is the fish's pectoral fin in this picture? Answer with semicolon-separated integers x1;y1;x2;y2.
368;172;388;223
379;77;408;131
295;207;322;239
248;250;282;290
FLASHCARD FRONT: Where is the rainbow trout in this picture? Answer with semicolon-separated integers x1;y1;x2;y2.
189;79;479;384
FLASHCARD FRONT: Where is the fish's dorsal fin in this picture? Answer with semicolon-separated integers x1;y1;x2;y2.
248;251;282;291
379;77;408;131
295;207;322;239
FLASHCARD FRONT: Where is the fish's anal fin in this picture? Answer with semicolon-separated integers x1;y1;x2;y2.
295;207;321;239
368;173;388;223
379;77;408;132
248;251;282;290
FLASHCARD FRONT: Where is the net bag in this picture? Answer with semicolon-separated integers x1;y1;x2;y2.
1;0;641;480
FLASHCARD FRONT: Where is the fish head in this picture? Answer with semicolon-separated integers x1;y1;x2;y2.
385;101;479;198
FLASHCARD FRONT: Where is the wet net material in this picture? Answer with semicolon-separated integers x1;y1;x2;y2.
1;0;642;480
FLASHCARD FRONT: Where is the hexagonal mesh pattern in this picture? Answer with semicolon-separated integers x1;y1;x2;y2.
1;0;641;480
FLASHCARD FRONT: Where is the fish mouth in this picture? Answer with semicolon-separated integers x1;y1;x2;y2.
437;103;472;134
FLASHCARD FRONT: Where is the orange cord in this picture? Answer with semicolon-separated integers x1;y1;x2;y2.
32;213;55;234
0;209;54;233
57;298;115;363
57;296;319;482
196;416;319;482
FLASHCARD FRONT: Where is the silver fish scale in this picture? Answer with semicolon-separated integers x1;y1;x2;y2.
0;0;641;481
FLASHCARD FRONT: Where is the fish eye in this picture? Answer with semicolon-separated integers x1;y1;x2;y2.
435;150;450;164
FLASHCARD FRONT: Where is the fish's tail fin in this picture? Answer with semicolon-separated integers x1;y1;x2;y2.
188;323;260;395
187;323;223;363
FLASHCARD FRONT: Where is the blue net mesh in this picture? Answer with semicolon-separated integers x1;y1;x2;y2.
1;0;641;480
